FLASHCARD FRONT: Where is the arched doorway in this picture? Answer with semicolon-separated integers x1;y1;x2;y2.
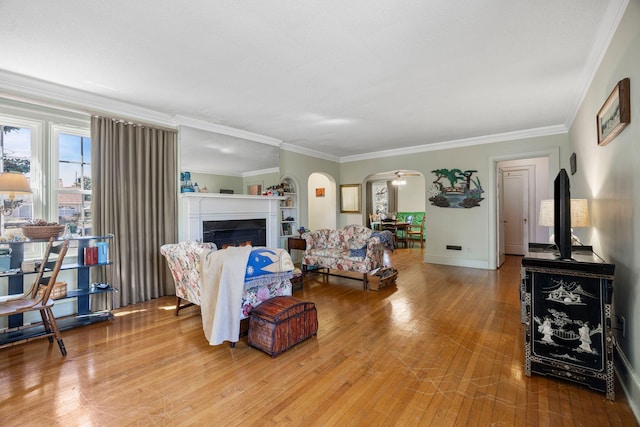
307;172;336;231
363;170;426;227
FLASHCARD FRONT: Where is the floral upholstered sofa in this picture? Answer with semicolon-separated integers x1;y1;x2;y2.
160;241;292;319
301;225;384;290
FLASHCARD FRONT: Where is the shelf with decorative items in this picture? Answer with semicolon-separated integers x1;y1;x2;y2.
279;178;298;247
0;235;116;340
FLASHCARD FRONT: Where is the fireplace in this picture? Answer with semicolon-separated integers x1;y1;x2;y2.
203;219;266;248
179;193;283;248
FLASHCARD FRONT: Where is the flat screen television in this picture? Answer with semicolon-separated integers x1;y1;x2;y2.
554;168;572;259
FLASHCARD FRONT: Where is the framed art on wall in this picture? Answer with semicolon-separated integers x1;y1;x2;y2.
340;184;361;213
597;77;630;146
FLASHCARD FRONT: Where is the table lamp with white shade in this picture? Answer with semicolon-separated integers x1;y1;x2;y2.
0;172;32;234
538;198;590;244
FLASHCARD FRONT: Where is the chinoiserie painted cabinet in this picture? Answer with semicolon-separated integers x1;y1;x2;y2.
521;244;615;400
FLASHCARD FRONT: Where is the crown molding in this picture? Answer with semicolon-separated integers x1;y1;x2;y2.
339;125;568;163
280;142;340;162
564;0;630;129
1;70;569;166
175;116;282;146
243;167;280;177
182;166;279;177
180;167;234;176
1;70;288;148
0;70;178;128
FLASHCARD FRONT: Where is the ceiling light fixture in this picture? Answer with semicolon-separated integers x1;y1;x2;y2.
391;175;406;186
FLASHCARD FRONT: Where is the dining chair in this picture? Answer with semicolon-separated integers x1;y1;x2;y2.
0;238;70;355
407;217;426;248
381;217;398;246
397;215;413;248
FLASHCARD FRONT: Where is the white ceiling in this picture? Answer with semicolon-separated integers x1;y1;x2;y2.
0;0;628;172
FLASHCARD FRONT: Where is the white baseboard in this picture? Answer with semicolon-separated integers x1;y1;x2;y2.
423;254;489;270
615;346;640;424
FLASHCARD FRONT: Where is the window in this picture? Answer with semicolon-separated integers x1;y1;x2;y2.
54;128;91;236
1;105;90;262
0;124;34;229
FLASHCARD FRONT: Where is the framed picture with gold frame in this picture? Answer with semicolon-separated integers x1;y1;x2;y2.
340;184;361;213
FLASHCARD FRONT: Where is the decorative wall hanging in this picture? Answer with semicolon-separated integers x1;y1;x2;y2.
429;168;484;208
597;77;630;146
315;187;325;197
570;153;577;175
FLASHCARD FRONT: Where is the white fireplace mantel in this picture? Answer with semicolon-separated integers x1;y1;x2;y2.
179;193;284;248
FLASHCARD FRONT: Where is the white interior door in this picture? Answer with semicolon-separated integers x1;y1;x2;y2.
497;169;505;267
503;170;529;255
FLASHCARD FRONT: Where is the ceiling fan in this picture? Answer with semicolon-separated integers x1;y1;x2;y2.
394;170;421;177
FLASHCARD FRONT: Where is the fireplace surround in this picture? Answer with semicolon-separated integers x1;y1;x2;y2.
179;193;283;248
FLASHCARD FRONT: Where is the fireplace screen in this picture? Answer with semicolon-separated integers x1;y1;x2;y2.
202;219;267;248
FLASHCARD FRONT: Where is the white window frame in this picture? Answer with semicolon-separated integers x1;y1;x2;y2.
50;124;91;214
0;114;45;260
50;124;91;258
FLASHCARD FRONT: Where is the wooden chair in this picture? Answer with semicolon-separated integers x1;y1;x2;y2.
0;238;70;356
407;217;426;248
381;218;398;246
397;215;413;248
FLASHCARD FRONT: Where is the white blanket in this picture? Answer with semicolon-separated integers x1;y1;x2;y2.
200;246;252;345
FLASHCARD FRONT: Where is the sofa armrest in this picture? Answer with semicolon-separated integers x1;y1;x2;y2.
364;236;384;269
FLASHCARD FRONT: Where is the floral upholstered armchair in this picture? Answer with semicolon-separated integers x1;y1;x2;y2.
301;225;384;290
160;241;292;318
160;241;216;315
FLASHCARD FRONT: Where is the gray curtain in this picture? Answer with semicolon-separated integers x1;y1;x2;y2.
91;116;177;308
387;181;397;213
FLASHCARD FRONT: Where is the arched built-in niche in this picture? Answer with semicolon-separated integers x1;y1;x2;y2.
307;172;336;231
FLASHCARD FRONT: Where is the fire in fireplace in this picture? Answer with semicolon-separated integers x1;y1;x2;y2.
202;219;267;248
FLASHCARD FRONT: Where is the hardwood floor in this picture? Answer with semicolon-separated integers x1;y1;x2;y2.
1;249;637;426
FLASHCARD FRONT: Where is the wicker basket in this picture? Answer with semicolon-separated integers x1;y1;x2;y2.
21;225;65;240
367;267;398;291
37;281;67;300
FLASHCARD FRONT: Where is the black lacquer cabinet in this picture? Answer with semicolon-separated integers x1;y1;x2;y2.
522;244;615;400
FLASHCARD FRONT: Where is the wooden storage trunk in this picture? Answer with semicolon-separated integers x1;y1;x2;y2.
290;272;304;290
248;296;318;357
367;267;398;291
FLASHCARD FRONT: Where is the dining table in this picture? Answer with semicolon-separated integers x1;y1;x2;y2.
370;221;410;247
